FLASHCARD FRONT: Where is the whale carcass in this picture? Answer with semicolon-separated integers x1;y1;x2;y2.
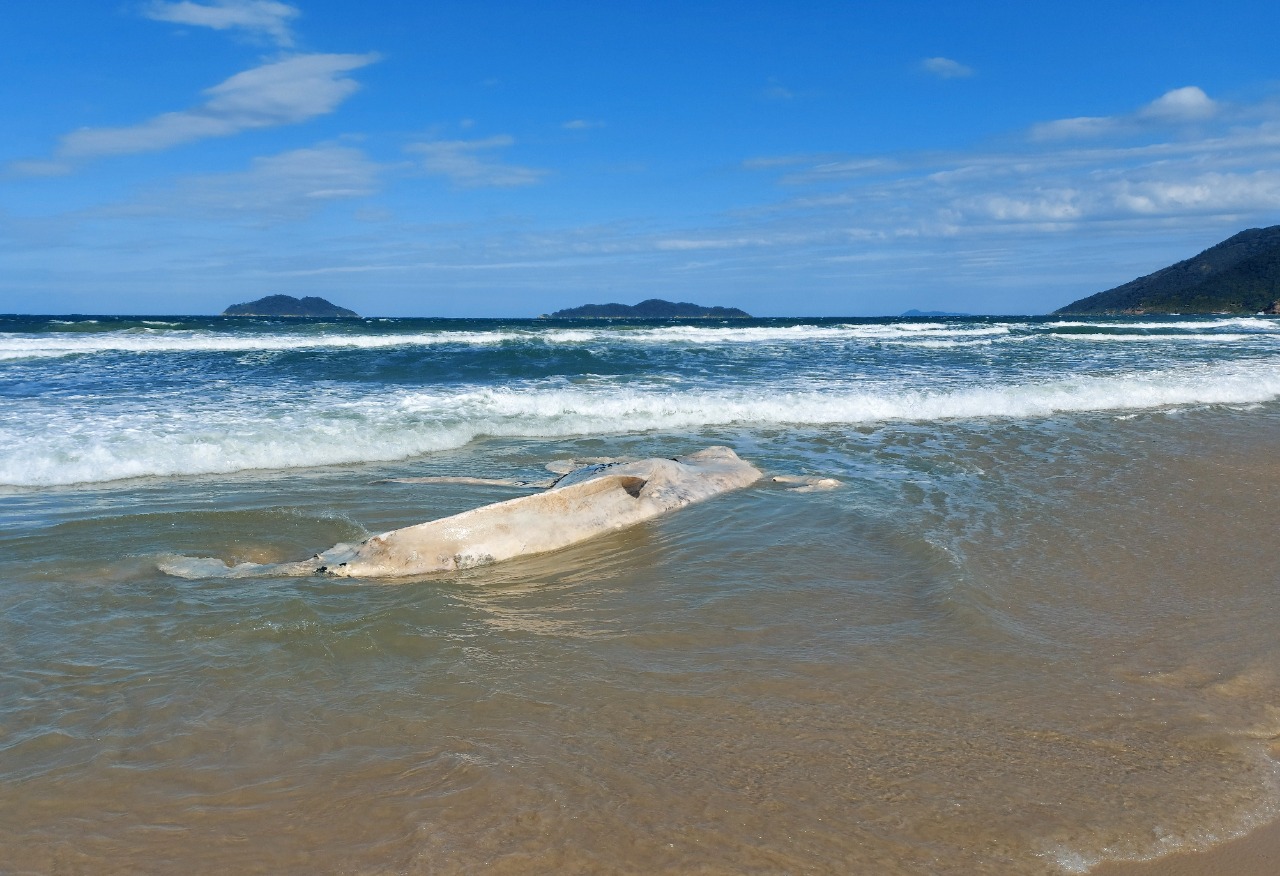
161;446;764;579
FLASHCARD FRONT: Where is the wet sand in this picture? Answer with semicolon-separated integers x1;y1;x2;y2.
1094;816;1280;875
6;410;1280;874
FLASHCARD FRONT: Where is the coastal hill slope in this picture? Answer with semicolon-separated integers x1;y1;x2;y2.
1056;226;1280;315
544;298;751;319
223;295;358;317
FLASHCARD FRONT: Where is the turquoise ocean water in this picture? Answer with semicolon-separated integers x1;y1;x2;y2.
4;314;1280;873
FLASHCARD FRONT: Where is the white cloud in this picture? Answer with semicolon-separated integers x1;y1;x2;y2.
737;92;1280;241
1033;86;1219;140
143;0;300;47
5;159;74;178
1139;85;1217;122
649;231;827;252
54;53;380;160
960;190;1084;223
945;170;1280;228
921;57;974;79
563;119;605;130
407;136;547;188
1028;115;1119;141
742;154;819;171
761;78;796;100
781;157;903;183
115;144;381;220
1112;171;1280;215
163;144;378;217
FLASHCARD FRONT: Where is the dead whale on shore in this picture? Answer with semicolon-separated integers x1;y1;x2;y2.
161;447;779;580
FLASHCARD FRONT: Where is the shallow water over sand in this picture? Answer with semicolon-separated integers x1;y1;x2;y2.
3;316;1280;872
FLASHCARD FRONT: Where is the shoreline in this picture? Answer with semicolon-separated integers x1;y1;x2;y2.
1092;815;1280;876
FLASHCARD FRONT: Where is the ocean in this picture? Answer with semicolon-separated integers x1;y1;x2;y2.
3;313;1279;873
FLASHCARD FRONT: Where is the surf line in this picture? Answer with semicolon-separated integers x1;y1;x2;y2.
160;447;838;580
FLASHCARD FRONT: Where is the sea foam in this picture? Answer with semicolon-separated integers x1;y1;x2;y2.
8;318;1277;361
6;360;1280;486
0;323;1015;360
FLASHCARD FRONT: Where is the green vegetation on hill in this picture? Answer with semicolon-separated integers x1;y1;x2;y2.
223;295;358;317
1056;226;1280;315
544;298;751;318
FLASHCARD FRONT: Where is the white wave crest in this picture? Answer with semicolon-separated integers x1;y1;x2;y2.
5;361;1280;486
0;322;1022;360
1050;317;1280;332
1054;332;1268;343
578;323;1014;343
0;330;524;360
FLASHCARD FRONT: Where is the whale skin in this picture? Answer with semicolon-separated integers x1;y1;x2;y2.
160;447;763;580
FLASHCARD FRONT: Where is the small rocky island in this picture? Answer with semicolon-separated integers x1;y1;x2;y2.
1056;225;1280;315
544;298;751;319
223;295;358;317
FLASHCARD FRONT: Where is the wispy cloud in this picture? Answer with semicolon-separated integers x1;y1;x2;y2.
1032;86;1219;141
563;119;605;130
406;136;548;188
124;144;382;220
5;159;75;178
940;167;1280;230
921;57;974;79
16;53;380;173
775;157;904;184
5;144;382;255
740;88;1280;238
761;78;795;100
142;0;301;47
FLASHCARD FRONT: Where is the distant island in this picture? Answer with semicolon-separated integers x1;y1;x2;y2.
901;309;970;317
1056;225;1280;315
223;295;358;317
543;298;751;319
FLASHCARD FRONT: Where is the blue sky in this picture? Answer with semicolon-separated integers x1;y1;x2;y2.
3;1;1280;316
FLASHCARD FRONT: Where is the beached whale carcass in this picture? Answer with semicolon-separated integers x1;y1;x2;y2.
162;446;764;580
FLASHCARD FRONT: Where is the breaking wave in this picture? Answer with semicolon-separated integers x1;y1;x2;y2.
6;360;1280;486
6;317;1279;361
0;323;1014;360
